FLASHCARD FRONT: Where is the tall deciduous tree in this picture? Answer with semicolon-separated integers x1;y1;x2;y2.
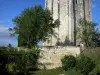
77;19;100;47
9;5;60;48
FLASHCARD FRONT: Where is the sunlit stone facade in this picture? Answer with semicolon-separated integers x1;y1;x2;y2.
44;0;92;46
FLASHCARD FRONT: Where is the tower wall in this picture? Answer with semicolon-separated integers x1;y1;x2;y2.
75;0;92;45
45;0;92;46
84;0;92;21
59;0;70;43
51;0;59;46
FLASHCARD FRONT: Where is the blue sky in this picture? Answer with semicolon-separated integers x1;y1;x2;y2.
0;0;100;47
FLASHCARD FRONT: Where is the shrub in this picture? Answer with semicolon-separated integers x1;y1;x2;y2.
75;54;95;75
33;67;64;75
11;47;40;74
83;48;100;65
61;55;76;71
0;47;9;67
0;46;40;75
89;62;100;75
65;68;83;75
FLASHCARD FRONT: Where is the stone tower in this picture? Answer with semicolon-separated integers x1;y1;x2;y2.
44;0;92;46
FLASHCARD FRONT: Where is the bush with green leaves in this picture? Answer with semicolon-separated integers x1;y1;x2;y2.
9;47;40;74
89;64;100;75
32;67;64;75
0;46;40;75
0;47;9;68
65;68;83;75
83;48;100;75
61;55;76;71
75;54;95;75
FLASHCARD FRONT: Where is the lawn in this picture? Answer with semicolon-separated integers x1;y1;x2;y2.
30;67;65;75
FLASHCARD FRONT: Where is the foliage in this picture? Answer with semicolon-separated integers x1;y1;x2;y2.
9;5;60;48
65;68;83;75
0;47;9;67
77;19;100;47
61;55;76;71
91;32;100;47
89;65;100;75
0;46;40;75
82;48;100;64
7;44;12;48
32;67;64;75
75;54;95;75
9;47;40;74
82;48;100;75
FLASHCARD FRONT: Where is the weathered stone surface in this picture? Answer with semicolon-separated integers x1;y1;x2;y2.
45;0;92;46
38;46;80;69
42;0;91;69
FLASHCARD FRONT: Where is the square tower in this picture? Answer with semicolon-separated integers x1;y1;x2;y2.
45;0;92;46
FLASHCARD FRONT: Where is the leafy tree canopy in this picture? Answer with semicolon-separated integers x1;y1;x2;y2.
9;5;60;48
77;18;100;47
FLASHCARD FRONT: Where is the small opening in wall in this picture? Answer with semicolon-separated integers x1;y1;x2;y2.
76;0;77;4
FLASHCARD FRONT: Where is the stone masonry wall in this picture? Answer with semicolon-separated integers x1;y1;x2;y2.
45;0;92;46
38;46;80;69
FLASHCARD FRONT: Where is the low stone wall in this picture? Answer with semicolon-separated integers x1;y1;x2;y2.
38;46;80;69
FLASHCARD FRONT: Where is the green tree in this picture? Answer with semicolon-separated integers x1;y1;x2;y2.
91;30;100;47
9;5;60;48
77;19;99;47
7;44;12;48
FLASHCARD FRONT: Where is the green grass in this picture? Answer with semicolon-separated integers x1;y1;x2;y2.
30;67;65;75
82;48;100;75
83;48;100;63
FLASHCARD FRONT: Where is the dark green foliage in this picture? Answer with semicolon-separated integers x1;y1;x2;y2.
8;44;12;48
0;47;9;67
75;54;95;75
0;47;14;75
0;46;40;75
77;19;100;47
61;50;98;75
91;32;100;47
32;67;64;75
10;5;60;47
66;68;83;75
82;48;100;75
18;34;25;47
89;64;100;75
13;48;40;74
61;55;76;71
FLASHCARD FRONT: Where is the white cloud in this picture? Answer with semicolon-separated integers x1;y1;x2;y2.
0;25;17;46
91;0;97;8
0;25;9;32
0;20;12;24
